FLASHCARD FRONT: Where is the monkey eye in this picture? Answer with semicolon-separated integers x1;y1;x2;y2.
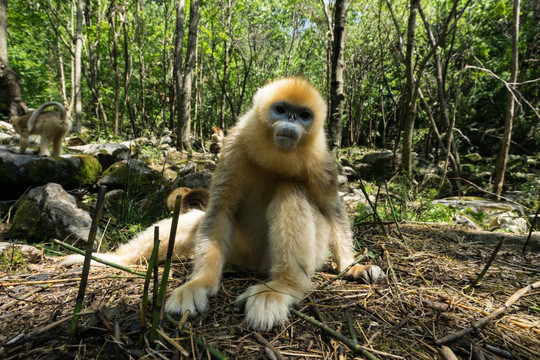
299;111;312;120
274;105;286;114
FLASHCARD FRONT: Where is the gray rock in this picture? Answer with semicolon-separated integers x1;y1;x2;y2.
10;183;93;244
0;145;102;198
68;142;130;170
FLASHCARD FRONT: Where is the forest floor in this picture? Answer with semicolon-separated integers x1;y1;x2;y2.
1;223;539;360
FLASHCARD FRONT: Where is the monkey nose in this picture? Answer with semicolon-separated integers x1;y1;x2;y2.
288;113;296;121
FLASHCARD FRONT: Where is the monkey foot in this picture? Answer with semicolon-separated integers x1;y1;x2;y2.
236;282;300;331
348;264;386;284
165;279;217;316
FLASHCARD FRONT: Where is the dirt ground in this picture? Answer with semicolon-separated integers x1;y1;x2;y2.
1;223;539;359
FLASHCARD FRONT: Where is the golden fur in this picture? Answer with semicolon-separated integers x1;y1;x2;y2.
60;78;384;331
166;78;384;330
13;101;71;157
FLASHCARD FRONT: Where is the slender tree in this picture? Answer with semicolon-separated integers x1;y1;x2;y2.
111;1;126;134
174;0;185;136
327;0;347;153
400;0;420;176
73;0;83;132
177;0;199;151
493;0;520;197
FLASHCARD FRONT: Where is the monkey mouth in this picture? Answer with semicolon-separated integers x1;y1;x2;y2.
275;130;299;149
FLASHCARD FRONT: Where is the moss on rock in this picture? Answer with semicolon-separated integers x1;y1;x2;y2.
9;199;42;242
71;154;102;185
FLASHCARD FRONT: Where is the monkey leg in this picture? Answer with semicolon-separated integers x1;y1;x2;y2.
19;133;29;154
39;136;52;157
329;208;385;284
237;184;326;331
52;135;64;156
165;212;232;317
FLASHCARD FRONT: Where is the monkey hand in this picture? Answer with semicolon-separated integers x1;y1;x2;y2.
347;264;385;284
235;281;302;331
165;278;219;316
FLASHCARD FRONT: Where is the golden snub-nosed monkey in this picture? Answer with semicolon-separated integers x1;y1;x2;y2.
165;77;385;330
12;101;71;157
59;78;385;331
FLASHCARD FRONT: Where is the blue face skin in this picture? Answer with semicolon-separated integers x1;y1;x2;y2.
270;101;314;149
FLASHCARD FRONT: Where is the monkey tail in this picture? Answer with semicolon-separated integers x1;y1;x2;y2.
57;252;130;268
27;101;67;131
57;210;205;269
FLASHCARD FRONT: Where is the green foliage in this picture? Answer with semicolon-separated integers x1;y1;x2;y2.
4;0;538;174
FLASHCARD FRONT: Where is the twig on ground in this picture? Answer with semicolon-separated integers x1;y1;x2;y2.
358;178;388;237
522;204;539;254
252;332;286;360
0;283;53;310
165;314;228;360
156;328;190;357
464;236;505;294
292;309;379;360
436;280;540;345
384;181;407;244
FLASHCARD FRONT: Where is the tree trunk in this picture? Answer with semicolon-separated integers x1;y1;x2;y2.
135;0;146;131
177;0;199;151
419;5;461;193
174;0;185;139
0;0;5;66
111;1;125;134
219;0;232;130
328;0;347;153
400;0;420;175
493;0;520;197
0;0;27;119
73;0;83;132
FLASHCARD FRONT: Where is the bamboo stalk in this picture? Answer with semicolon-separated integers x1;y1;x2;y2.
69;185;107;334
140;227;161;347
150;195;182;344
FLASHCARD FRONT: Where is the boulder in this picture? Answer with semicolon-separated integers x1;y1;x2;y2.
0;145;102;198
10;183;94;244
68;142;130;170
172;169;213;189
0;242;42;266
97;159;162;195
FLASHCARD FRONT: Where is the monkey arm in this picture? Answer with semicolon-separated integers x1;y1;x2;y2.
165;206;234;316
235;182;330;331
328;204;386;284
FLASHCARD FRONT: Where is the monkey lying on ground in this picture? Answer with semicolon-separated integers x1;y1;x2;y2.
12;101;71;157
166;187;210;212
60;78;385;330
60;189;209;266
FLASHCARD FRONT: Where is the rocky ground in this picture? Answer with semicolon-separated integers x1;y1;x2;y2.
1;222;539;359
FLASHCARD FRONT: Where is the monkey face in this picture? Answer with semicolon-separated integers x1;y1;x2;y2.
270;101;314;149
